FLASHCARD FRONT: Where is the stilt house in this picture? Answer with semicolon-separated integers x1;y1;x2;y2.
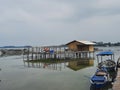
66;40;95;52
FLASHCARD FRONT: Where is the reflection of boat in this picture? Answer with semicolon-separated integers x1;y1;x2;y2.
67;59;94;71
97;51;116;71
90;68;110;88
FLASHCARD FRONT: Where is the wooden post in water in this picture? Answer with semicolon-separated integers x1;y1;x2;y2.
27;47;30;61
31;47;33;60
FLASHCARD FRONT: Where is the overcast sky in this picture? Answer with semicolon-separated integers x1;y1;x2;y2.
0;0;120;46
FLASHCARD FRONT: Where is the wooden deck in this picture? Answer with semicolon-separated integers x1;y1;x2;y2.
113;68;120;90
23;46;94;61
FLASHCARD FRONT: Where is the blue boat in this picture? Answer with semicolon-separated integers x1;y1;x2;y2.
96;51;116;71
90;68;110;88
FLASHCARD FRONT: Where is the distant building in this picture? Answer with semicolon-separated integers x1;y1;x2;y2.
66;40;95;52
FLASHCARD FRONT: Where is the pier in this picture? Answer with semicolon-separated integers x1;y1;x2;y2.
23;45;94;61
23;40;95;70
23;40;95;61
113;68;120;90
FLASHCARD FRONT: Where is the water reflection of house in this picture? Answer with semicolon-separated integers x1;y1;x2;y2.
68;59;94;71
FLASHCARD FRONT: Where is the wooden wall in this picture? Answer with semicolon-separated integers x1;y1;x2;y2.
67;42;94;52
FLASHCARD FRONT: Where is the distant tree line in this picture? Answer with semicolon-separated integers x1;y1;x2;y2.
94;41;120;47
0;46;32;48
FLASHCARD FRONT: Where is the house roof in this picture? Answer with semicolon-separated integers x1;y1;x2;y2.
66;40;95;45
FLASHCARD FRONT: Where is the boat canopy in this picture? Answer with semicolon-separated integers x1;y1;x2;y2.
97;51;114;56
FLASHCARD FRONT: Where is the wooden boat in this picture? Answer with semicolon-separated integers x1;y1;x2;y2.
90;68;110;88
117;58;120;68
97;51;116;71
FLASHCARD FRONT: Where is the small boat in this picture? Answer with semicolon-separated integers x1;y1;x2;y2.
98;60;116;71
97;51;116;71
117;58;120;68
90;68;110;88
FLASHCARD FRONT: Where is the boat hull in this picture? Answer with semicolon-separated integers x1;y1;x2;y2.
91;83;106;88
90;79;107;88
90;69;109;88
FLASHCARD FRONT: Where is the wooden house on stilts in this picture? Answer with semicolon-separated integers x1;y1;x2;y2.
23;40;95;63
66;40;95;65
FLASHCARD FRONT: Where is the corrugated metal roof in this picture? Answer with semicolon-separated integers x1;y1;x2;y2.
76;40;95;45
66;40;95;45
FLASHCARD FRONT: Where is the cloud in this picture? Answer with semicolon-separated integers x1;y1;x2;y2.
0;0;120;46
94;0;120;9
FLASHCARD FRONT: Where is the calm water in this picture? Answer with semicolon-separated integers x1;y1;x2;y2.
0;47;120;90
